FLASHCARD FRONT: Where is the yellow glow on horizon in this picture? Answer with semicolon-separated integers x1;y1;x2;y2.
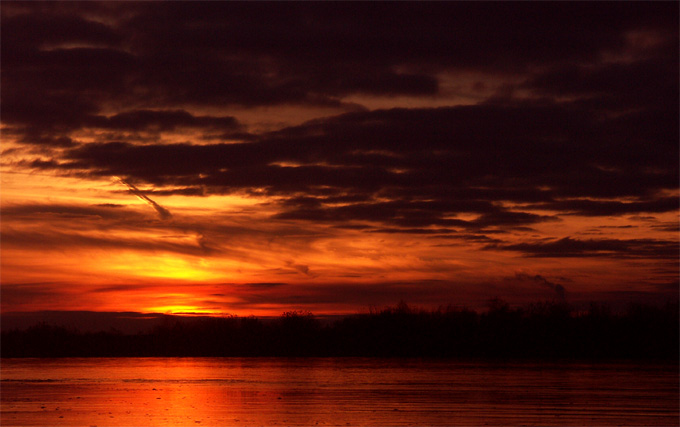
109;254;222;281
147;305;222;315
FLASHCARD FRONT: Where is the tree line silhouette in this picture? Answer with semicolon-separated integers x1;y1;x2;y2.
2;300;678;359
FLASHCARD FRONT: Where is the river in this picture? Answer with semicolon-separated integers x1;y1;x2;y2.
1;358;678;426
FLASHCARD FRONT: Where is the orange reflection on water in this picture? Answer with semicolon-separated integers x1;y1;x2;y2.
2;358;678;426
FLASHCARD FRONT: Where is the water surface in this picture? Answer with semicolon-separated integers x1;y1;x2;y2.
2;358;678;426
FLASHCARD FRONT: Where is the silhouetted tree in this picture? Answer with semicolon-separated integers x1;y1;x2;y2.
2;300;677;359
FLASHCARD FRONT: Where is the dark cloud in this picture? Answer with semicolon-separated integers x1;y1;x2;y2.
56;103;676;198
472;211;557;228
513;273;566;301
526;57;679;111
493;237;679;259
2;2;678;242
370;228;456;235
86;110;241;132
29;100;671;231
126;1;675;69
275;199;557;230
430;234;503;245
652;222;680;233
529;197;679;217
1;4;123;49
242;283;288;289
141;187;207;197
3;1;677;140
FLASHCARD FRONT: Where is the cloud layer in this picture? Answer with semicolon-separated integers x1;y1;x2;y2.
1;2;677;314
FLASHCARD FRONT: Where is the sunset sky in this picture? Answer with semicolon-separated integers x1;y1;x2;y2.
1;2;678;317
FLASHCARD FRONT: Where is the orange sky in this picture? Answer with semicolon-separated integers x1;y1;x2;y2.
1;2;678;316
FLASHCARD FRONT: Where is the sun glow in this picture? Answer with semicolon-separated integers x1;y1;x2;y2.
110;254;221;281
148;305;222;315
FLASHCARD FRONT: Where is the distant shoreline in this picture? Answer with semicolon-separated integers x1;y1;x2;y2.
2;301;678;360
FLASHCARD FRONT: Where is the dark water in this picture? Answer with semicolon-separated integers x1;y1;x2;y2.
1;358;678;426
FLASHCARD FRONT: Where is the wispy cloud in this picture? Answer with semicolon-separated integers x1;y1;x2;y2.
116;177;172;220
